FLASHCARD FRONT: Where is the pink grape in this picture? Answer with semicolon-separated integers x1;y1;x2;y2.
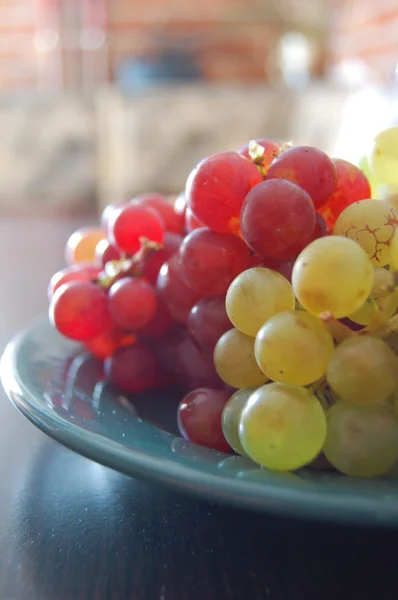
108;277;158;331
104;342;160;393
137;193;185;234
156;254;201;324
178;228;250;296
109;202;164;255
240;179;316;260
188;296;231;354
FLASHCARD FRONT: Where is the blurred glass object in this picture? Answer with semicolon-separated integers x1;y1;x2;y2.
329;60;372;88
278;32;314;88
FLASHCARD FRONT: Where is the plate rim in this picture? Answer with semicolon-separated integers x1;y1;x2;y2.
2;318;398;528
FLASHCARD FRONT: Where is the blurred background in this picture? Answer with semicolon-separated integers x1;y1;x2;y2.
0;0;397;216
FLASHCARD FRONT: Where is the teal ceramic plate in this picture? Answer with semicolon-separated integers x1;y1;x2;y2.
2;318;398;527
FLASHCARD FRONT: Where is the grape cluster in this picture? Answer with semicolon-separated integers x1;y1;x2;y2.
48;128;398;478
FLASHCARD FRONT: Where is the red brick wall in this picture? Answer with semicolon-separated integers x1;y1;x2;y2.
329;0;398;82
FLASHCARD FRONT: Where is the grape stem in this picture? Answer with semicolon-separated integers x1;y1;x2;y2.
321;313;354;342
97;237;163;289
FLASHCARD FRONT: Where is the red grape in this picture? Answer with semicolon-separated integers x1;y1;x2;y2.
267;146;336;209
101;202;124;230
318;158;372;230
188;296;231;354
137;193;185;234
156;255;201;323
49;281;110;342
238;138;280;174
104;342;160;393
174;193;187;220
185;207;203;232
178;388;232;452
109;202;164;255
240;179;316;260
139;301;173;339
65;227;106;265
176;336;223;390
178;228;250;296
155;324;188;378
48;264;101;300
185;152;263;234
108;277;158;330
84;325;136;360
95;239;121;267
142;232;182;285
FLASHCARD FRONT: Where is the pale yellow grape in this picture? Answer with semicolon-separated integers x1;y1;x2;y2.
369;127;398;187
214;328;268;389
222;388;257;456
389;228;398;270
378;184;398;208
348;265;398;325
254;310;334;386
359;154;381;198
239;383;327;471
326;336;398;406
324;402;398;477
334;199;398;266
225;267;295;337
292;236;373;319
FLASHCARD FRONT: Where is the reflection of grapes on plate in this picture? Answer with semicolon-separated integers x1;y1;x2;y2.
9;127;398;496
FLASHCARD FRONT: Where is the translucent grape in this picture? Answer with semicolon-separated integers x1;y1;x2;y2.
214;328;268;389
239;383;327;471
319;158;371;230
108;277;158;331
104;342;161;393
226;267;295;337
369;126;398;186
389;227;398;270
95;239;121;267
292;236;374;318
240;179;316;261
222;388;257;456
49;281;110;342
267;145;336;209
324;402;398;477
156;255;201;324
188;296;231;355
255;311;334;386
186;151;263;234
179;228;250;296
109;202;164;255
326;336;398;406
139;301;173;339
178;388;232;452
137;193;185;234
85;325;135;360
48;263;100;300
348;266;398;326
334;199;398;266
65;227;105;265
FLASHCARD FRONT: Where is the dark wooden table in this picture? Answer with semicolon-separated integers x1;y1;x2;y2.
1;216;398;600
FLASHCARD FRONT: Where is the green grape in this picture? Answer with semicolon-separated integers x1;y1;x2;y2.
326;336;398;405
225;267;295;337
222;388;257;456
348;265;398;325
334;199;398;266
358;154;380;197
214;328;268;389
379;185;398;207
239;383;327;471
292;236;373;318
369;127;398;187
254;310;334;386
324;402;398;477
389;228;398;270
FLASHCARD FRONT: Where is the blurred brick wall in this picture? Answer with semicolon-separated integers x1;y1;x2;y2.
330;0;398;82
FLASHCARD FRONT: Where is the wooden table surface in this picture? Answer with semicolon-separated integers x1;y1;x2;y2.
1;217;398;600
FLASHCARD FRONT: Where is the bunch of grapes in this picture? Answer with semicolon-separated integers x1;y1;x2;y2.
48;127;398;478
